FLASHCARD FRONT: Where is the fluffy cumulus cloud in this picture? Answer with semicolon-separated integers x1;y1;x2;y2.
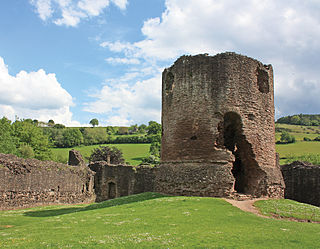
0;57;80;126
30;0;128;26
83;74;161;126
97;0;320;121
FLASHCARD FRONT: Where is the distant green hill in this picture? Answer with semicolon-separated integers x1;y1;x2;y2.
276;114;320;126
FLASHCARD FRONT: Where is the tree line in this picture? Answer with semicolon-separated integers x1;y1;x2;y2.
42;121;161;148
0;117;161;162
276;114;320;126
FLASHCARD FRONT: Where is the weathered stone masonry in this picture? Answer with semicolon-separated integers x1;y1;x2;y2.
158;53;284;198
0;153;95;210
281;161;320;207
89;162;155;202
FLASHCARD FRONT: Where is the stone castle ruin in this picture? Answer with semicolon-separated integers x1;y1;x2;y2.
157;53;284;198
5;52;320;210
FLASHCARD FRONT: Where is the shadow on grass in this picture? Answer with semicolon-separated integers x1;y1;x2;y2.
23;192;167;218
131;157;145;162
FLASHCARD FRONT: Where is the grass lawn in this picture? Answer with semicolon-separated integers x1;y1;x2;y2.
255;199;320;222
51;143;150;165
0;193;320;248
276;141;320;164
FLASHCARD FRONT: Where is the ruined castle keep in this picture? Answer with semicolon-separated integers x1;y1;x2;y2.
157;52;284;198
1;52;288;210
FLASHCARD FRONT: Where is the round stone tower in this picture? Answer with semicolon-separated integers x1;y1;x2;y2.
156;52;284;198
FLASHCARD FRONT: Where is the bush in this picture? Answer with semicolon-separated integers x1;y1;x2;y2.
303;137;312;141
314;136;320;141
89;146;125;164
18;144;35;158
141;155;160;165
280;131;296;144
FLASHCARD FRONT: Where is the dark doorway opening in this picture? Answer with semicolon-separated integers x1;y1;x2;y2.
108;182;116;199
223;112;246;193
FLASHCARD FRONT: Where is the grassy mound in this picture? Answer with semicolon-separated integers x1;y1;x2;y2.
1;193;320;248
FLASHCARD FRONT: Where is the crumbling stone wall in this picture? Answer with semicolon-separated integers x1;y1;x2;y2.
89;162;155;202
0;153;95;210
281;161;320;207
68;149;85;166
159;53;284;198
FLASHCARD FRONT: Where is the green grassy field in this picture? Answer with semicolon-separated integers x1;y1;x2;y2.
0;193;319;248
255;199;320;222
275;123;320;164
52;143;150;165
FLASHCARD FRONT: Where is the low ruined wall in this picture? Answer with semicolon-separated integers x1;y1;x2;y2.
0;153;95;210
155;161;235;197
281;161;320;207
89;162;155;202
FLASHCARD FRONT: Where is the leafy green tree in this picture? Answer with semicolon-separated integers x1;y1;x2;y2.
53;124;66;129
60;128;83;147
138;124;147;133
128;124;138;134
12;119;52;160
89;118;99;127
89;146;125;164
290;115;301;125
106;126;116;135
0;117;17;154
48;119;55;126
147;121;161;135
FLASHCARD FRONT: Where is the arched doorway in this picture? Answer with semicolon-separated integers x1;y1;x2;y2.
223;112;246;193
108;182;117;199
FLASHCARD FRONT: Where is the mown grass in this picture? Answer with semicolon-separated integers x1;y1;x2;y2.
51;143;150;165
276;141;320;165
255;199;320;222
0;193;320;248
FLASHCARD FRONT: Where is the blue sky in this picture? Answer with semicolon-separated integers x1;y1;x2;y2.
0;0;319;126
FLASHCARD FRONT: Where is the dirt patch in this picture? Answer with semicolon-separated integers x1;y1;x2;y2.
0;225;14;228
224;198;269;218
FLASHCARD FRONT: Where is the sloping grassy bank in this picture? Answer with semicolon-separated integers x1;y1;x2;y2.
0;193;319;248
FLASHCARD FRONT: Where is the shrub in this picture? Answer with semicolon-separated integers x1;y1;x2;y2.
314;136;320;141
89;146;125;164
141;155;160;165
18;144;35;158
303;137;312;141
280;131;296;144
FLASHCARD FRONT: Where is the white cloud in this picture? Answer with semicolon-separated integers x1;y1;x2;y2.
98;0;320;121
83;74;161;125
30;0;53;21
30;0;128;27
0;57;79;126
111;0;128;10
105;57;140;65
78;0;110;16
